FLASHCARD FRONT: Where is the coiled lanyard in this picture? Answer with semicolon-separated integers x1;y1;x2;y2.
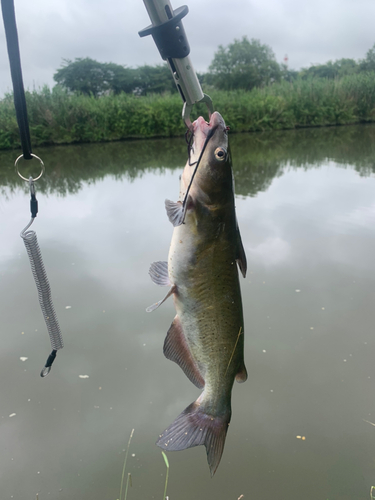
1;0;64;376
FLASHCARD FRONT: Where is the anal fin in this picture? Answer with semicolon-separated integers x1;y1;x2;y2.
163;315;205;389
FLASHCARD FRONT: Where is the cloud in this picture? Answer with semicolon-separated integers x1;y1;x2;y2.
246;237;291;267
1;0;374;96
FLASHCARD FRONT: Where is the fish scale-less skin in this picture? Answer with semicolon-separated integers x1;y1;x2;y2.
169;200;244;412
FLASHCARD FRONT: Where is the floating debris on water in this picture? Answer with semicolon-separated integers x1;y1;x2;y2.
79;375;89;379
296;435;306;440
9;413;16;418
19;357;28;362
65;306;72;309
295;289;301;293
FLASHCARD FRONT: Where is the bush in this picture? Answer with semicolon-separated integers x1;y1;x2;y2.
1;73;375;150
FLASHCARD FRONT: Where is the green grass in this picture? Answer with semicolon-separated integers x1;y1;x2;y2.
1;72;375;150
161;452;169;500
118;428;134;500
116;429;170;500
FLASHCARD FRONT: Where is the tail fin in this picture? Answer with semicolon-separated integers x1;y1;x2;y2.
156;400;231;476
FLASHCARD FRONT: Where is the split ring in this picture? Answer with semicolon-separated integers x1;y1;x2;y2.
15;153;45;181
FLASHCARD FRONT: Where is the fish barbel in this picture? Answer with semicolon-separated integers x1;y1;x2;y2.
147;111;247;476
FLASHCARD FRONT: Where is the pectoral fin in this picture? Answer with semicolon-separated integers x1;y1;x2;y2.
165;199;190;227
149;261;170;286
235;219;247;278
146;285;176;312
163;315;205;389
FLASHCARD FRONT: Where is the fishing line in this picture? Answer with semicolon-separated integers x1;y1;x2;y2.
167;124;219;226
182;124;218;208
185;128;195;164
224;327;243;377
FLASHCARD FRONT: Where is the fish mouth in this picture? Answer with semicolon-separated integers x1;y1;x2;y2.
193;111;225;136
192;112;226;152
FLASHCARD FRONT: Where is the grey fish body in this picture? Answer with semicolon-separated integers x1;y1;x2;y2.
149;112;247;475
169;194;246;397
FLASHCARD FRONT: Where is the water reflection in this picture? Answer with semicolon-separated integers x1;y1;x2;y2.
1;123;375;197
0;124;375;500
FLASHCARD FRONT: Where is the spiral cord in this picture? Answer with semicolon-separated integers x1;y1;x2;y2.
21;218;64;373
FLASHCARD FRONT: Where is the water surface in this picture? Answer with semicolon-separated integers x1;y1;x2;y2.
1;125;375;500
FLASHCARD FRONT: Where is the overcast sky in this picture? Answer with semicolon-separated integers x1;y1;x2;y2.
0;0;374;96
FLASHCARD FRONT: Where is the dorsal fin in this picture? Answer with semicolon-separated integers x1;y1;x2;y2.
163;316;205;389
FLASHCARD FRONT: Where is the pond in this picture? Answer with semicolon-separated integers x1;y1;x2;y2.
1;123;375;500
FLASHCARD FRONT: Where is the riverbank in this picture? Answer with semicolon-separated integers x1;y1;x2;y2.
1;72;374;150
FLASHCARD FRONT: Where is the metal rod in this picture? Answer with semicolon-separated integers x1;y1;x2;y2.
140;0;213;129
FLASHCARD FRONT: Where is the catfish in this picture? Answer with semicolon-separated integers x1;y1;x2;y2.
147;111;247;476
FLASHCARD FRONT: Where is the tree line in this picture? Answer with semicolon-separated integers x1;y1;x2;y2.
54;37;375;97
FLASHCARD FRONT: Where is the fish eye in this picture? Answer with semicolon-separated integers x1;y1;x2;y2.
214;147;227;161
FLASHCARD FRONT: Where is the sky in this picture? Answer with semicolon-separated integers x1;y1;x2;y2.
0;0;374;96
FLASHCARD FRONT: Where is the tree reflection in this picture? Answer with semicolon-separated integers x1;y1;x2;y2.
1;124;374;197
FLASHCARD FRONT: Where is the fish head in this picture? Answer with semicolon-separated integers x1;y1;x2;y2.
180;112;233;204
